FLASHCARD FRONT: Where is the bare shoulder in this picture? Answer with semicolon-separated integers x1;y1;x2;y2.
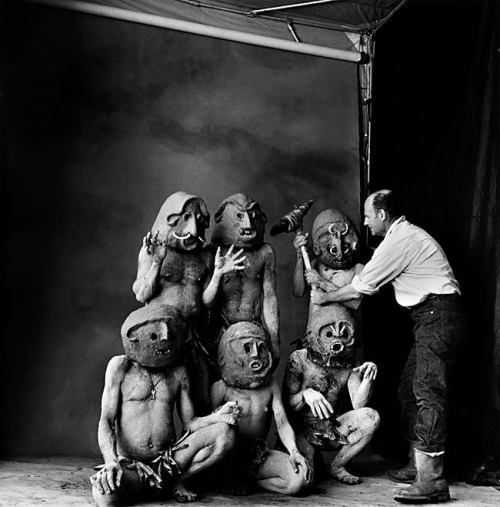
105;355;130;378
171;363;189;384
260;242;276;260
287;349;307;368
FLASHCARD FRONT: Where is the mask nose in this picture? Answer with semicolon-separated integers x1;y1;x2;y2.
248;342;259;358
183;214;197;238
159;322;169;341
241;212;252;229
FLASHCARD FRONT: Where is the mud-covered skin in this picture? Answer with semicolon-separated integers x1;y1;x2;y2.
210;194;279;360
90;354;241;506
284;349;379;485
293;209;363;312
211;378;311;495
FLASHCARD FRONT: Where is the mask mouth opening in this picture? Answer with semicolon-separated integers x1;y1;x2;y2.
249;359;263;371
330;341;345;355
239;228;256;238
155;347;173;356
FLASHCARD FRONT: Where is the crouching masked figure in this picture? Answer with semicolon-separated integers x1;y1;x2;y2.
132;191;244;412
90;304;241;506
211;322;311;495
284;304;380;485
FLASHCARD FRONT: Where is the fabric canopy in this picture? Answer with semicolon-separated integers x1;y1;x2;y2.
27;0;407;61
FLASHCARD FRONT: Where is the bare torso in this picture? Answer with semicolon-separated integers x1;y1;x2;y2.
116;359;184;461
215;245;271;324
152;248;211;321
215;381;274;440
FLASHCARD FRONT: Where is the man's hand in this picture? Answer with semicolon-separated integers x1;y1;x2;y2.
214;244;246;276
310;287;328;305
353;362;378;381
143;231;167;264
289;450;312;482
305;269;322;287
302;388;334;419
214;401;242;426
293;232;309;253
89;461;123;495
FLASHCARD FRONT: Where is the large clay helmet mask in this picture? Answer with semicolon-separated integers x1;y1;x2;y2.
304;304;356;368
218;322;273;389
211;193;266;249
151;191;210;251
121;304;186;369
312;209;359;269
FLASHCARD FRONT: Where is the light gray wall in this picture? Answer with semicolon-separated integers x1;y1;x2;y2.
3;5;359;456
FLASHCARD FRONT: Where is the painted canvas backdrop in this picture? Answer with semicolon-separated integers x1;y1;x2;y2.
2;4;360;455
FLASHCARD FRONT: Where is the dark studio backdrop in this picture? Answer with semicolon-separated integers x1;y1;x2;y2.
2;0;499;478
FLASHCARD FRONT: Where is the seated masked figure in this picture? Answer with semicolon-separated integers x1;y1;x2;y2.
90;304;242;506
206;193;279;361
284;304;380;485
293;208;363;314
132;191;244;412
211;322;311;495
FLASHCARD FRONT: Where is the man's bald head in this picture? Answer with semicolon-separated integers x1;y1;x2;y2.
364;189;402;237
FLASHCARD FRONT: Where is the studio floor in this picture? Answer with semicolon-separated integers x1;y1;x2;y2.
0;456;498;506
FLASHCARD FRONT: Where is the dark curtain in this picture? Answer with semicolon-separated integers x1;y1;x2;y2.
367;0;499;478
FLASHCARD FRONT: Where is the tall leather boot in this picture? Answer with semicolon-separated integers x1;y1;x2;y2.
388;441;417;483
394;449;450;504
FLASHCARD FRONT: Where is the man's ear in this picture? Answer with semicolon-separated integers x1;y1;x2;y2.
378;209;387;221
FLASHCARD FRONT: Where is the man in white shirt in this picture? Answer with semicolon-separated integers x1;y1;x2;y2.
311;189;465;504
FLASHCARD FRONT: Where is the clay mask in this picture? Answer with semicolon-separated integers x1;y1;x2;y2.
121;304;186;368
212;193;266;249
151;192;209;251
218;321;273;388
312;209;359;269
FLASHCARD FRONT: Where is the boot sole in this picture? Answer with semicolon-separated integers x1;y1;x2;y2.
394;492;451;504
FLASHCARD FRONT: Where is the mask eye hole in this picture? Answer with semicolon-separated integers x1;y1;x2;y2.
243;343;251;353
150;333;158;341
326;331;333;338
183;212;191;221
236;212;244;220
257;343;265;353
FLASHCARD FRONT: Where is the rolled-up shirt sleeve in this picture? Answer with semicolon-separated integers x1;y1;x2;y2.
352;234;410;295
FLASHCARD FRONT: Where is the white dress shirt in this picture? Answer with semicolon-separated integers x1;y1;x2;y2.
351;217;460;308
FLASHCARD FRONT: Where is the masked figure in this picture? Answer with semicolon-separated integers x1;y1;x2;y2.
206;193;279;362
293;208;364;313
90;303;242;506
211;322;311;495
284;303;379;485
132;191;245;413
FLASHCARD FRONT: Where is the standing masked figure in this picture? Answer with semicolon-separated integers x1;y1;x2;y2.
90;304;241;506
293;208;364;315
211;322;311;496
206;193;279;362
132;191;244;412
284;304;379;485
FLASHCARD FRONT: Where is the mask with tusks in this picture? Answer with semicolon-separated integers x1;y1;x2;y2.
218;321;273;389
121;304;186;369
303;304;356;368
151;191;209;252
312;209;359;269
211;193;267;249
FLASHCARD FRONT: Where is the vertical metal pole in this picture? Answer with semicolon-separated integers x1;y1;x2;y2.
357;32;375;242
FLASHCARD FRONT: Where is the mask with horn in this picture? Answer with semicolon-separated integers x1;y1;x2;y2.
312;209;359;270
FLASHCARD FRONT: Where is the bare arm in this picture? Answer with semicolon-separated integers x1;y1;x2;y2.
347;362;377;409
91;356;128;494
202;245;246;307
262;244;279;360
132;233;165;303
293;233;308;297
311;283;363;306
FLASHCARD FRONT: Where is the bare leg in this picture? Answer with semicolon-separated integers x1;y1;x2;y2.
329;407;380;485
253;450;310;495
172;422;236;502
91;467;143;507
295;433;317;479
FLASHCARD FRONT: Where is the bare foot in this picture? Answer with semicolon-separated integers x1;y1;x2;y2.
330;464;361;485
173;480;198;503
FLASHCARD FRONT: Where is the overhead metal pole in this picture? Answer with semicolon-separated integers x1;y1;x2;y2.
25;0;363;62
